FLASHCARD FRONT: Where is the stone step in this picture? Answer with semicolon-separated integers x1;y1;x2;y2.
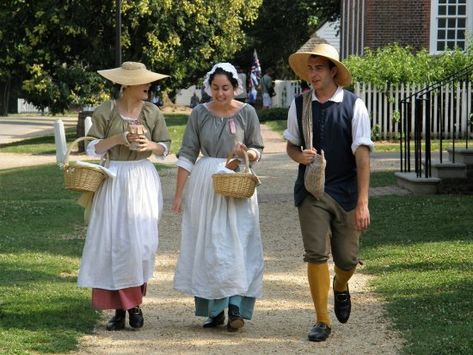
429;161;467;179
447;148;473;165
394;172;440;195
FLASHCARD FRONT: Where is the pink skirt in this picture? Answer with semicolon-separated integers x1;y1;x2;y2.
92;284;147;310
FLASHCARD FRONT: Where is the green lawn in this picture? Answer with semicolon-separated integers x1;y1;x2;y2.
0;165;99;353
0;113;188;156
363;195;473;354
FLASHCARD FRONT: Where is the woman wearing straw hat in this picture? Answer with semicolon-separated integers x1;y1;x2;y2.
172;62;264;332
77;61;171;331
284;43;373;342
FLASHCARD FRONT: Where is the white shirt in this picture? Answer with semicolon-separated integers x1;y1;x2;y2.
283;86;374;154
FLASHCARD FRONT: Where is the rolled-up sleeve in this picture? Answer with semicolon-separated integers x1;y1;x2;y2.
283;100;301;146
85;106;109;157
351;98;374;154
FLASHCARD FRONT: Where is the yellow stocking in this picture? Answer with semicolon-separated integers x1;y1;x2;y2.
334;265;356;292
307;262;330;325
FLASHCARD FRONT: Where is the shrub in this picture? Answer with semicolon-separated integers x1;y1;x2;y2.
256;107;288;122
344;43;473;88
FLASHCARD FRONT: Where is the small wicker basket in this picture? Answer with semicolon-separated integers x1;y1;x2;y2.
212;150;259;199
63;136;107;193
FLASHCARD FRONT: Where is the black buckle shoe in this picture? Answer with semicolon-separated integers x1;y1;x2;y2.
106;309;126;331
128;306;144;329
227;304;244;332
308;322;331;342
333;276;351;323
203;311;225;328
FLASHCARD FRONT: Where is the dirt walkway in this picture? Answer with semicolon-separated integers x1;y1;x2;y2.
73;125;405;354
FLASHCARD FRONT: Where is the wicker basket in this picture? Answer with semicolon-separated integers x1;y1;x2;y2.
212;150;259;198
63;136;107;193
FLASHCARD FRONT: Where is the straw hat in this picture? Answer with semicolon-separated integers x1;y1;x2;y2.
97;61;169;86
288;43;352;87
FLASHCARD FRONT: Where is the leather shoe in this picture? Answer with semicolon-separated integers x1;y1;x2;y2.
333;276;351;323
106;309;126;331
308;322;331;342
227;304;244;332
128;306;144;329
203;311;225;328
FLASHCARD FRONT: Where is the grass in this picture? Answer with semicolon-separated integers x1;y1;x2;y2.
0;128;78;154
363;195;473;354
0;165;99;354
162;113;187;155
0;113;189;156
369;171;396;187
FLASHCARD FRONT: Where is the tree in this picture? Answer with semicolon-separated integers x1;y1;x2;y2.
0;0;262;114
0;1;116;114
235;0;340;78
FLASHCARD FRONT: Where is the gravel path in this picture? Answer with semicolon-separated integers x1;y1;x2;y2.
1;125;406;354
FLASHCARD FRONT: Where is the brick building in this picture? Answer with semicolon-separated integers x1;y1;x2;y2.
340;0;473;58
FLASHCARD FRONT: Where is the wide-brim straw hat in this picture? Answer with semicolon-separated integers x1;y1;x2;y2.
97;61;169;86
288;43;352;87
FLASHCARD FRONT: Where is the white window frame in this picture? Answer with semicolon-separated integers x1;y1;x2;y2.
430;0;473;54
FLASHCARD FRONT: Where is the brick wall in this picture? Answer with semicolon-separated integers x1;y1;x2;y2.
365;0;431;51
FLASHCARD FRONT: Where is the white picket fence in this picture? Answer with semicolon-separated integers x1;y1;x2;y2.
355;82;473;139
272;81;473;140
17;98;49;114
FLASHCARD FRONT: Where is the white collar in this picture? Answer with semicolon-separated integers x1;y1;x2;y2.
311;86;344;103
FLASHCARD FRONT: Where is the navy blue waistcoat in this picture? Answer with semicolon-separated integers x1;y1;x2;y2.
294;90;358;211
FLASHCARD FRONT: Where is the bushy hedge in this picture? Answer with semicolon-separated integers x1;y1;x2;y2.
344;43;473;88
256;107;288;122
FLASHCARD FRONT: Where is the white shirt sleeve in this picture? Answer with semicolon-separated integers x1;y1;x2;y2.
351;98;374;154
176;156;194;173
154;142;169;160
283;99;301;146
85;139;105;158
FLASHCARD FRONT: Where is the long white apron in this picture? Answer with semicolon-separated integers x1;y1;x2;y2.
173;157;264;299
78;159;162;290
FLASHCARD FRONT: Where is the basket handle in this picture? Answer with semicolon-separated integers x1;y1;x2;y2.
64;136;99;166
226;149;252;173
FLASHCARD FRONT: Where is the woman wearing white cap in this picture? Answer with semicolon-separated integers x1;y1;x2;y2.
172;62;264;332
77;62;171;331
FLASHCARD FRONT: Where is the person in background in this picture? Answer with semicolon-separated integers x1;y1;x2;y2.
190;92;200;108
247;72;258;107
172;62;264;332
284;43;373;342
200;85;211;103
234;65;248;103
77;61;171;331
151;85;163;107
261;67;274;109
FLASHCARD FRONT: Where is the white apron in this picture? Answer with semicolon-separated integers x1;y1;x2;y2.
78;159;162;290
173;157;264;299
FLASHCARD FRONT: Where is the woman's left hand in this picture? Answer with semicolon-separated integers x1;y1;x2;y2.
134;136;156;152
233;142;248;158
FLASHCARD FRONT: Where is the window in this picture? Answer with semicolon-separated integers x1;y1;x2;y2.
431;0;472;53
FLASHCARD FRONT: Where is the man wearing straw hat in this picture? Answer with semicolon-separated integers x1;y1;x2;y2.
284;43;373;342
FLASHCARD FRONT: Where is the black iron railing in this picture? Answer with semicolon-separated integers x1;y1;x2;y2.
399;64;473;177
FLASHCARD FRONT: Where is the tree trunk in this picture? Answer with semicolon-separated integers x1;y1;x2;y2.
0;78;11;116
